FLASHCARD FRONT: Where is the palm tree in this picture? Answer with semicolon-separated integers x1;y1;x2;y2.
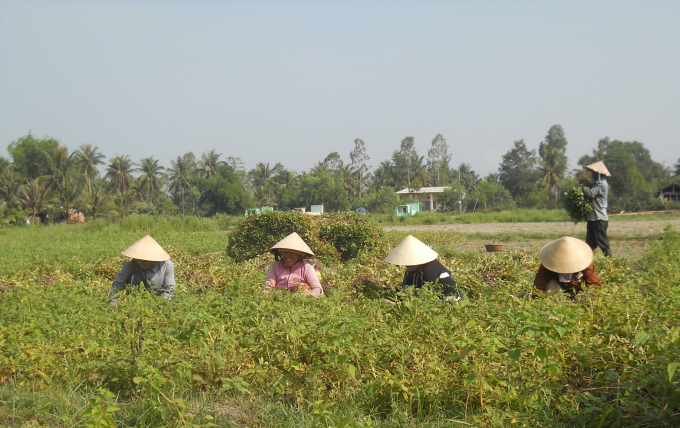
338;165;358;202
537;146;567;208
410;156;429;189
197;149;224;179
106;155;136;194
137;156;165;203
274;169;299;191
0;156;9;175
456;163;480;192
73;144;105;194
372;161;393;189
248;163;279;207
84;183;114;219
42;146;76;195
54;175;83;217
0;169;21;207
167;154;195;217
310;162;327;177
20;179;48;223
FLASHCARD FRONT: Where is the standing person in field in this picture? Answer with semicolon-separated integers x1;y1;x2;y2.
264;232;324;298
583;161;612;257
385;235;461;302
109;235;176;306
534;236;601;297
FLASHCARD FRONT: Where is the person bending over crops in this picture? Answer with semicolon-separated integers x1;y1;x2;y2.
582;161;612;257
385;235;461;303
533;236;601;297
264;232;324;298
109;235;175;306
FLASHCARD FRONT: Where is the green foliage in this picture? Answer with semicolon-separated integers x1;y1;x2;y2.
1;224;680;426
81;388;120;428
318;213;382;260
227;211;381;262
562;186;593;224
195;167;254;216
280;172;351;212
6;133;60;179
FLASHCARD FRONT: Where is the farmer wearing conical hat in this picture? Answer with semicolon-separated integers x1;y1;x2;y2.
583;161;612;257
109;235;176;306
534;236;601;296
264;232;324;298
386;235;461;301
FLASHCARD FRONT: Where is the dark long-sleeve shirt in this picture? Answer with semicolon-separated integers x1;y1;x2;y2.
402;259;460;300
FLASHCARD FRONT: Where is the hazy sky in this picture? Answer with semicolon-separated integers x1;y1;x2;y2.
1;0;679;177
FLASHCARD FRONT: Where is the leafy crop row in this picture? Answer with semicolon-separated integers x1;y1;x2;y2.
0;223;679;427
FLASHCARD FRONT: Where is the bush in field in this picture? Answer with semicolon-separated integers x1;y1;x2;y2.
227;211;382;262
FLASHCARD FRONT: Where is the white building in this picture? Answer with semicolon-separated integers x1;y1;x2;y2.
396;187;448;211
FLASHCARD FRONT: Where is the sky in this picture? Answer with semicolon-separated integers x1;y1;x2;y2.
1;0;679;177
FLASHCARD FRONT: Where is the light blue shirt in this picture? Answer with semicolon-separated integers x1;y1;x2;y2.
583;177;609;221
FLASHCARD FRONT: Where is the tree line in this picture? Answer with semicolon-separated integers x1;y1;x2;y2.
1;125;678;223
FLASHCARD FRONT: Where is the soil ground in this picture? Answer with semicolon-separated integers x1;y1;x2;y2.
384;219;680;265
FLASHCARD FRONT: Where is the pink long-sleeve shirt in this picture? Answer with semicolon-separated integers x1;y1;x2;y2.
264;260;323;298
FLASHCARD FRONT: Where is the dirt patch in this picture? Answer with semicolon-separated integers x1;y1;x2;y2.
452;239;648;264
384;219;680;239
214;399;255;426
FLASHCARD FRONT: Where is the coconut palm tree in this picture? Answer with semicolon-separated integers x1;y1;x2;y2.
73;144;105;194
338;164;358;202
106;155;136;194
20;179;48;223
167;153;196;217
248;163;279;207
310;162;327;177
41;146;76;195
537;146;567;208
372;161;393;189
137;156;165;203
0;156;9;175
53;175;84;217
84;183;114;219
0;169;21;207
197;149;224;179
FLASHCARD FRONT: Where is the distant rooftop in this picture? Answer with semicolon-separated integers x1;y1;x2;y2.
396;186;448;194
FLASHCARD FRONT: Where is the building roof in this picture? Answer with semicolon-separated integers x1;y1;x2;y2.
659;182;680;192
396;186;448;194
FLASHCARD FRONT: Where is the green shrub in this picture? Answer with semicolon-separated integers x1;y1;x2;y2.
227;211;381;262
317;213;382;260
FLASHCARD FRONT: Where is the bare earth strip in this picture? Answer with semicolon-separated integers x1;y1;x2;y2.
384;219;680;264
383;219;680;237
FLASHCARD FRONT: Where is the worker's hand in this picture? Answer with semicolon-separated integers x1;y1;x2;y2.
574;272;583;282
383;299;397;306
109;301;118;309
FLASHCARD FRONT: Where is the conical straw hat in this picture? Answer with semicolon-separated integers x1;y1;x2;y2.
539;237;593;274
385;235;438;266
270;232;315;257
585;161;611;177
121;235;171;261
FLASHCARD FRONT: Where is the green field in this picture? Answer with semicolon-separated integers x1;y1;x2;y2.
1;217;679;427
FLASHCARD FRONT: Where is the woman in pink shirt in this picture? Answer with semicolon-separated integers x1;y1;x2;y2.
264;232;323;298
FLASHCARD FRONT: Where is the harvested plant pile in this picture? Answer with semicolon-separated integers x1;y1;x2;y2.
563;186;593;224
